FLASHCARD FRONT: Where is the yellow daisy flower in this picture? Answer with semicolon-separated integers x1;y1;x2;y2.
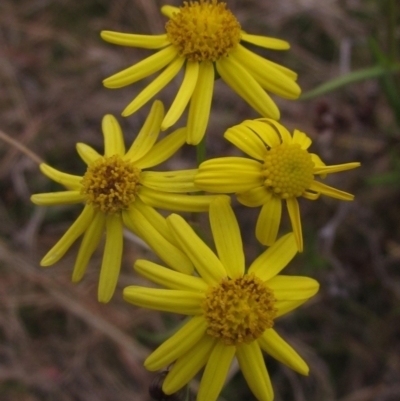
101;0;300;145
124;197;319;401
194;119;361;251
31;100;219;303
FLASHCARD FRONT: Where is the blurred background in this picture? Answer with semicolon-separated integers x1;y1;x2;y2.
0;0;399;400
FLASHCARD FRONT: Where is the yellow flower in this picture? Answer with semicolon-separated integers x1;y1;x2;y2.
31;101;218;303
101;0;300;145
194;119;360;251
124;197;319;401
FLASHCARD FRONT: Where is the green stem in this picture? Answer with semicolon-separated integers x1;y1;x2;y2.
387;0;398;63
299;63;400;100
196;135;207;167
184;384;191;401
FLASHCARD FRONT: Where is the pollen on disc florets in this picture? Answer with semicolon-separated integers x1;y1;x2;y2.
81;155;141;214
262;143;314;199
165;0;241;62
203;274;277;346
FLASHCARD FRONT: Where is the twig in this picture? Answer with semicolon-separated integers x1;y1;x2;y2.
0;128;43;166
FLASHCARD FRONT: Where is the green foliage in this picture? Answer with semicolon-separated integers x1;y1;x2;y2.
300;64;400;101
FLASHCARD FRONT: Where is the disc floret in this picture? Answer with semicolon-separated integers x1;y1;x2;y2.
262;143;314;199
165;0;241;62
203;274;277;346
81;155;141;214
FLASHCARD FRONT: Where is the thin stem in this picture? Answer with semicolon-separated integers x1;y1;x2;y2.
0;129;43;165
387;0;398;63
196;135;207;167
184;384;191;401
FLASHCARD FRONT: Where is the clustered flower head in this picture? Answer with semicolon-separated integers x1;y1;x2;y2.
31;1;360;400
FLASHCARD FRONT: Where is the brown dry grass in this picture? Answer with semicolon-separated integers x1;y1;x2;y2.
1;0;400;400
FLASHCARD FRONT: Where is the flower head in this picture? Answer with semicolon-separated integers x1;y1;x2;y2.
31;101;219;303
194;119;361;251
124;197;319;401
101;0;300;144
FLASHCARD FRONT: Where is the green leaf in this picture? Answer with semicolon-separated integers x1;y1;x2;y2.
299;64;400;100
369;38;400;127
366;172;400;187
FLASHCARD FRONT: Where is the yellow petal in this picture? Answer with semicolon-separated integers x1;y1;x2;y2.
102;114;125;157
210;197;244;279
167;213;227;284
292;129;312;150
162;60;199;130
255;197;282;246
76;142;102;165
123;286;204;315
232;45;300;99
39;163;81;189
161;5;180;18
134;127;187;169
260;118;292;144
40;205;94;266
138;187;220;212
302;190;320;200
236;341;273;401
163;335;216;394
262;58;298;80
103;46;177;88
241;119;282;148
72;211;105;282
141;169;198;193
31;191;85;206
134;260;206;291
187;61;215;145
267;276;320;300
308;180;355;200
124;100;164;161
121;57;184;117
133;198;176;244
286;197;303;252
123;207;194;274
100;31;170;49
258;329;309;375
275;298;313;318
198;342;236;401
237;186;272;207
199;156;261;171
310;153;326;168
98;213;123;303
195;157;262;193
241;32;290;50
216;56;280;120
313;162;360;175
195;171;262;193
144;316;208;371
249;232;297;281
224;124;267;160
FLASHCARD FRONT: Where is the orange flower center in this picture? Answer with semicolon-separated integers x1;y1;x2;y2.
81;155;141;214
203;274;277;346
165;0;241;62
